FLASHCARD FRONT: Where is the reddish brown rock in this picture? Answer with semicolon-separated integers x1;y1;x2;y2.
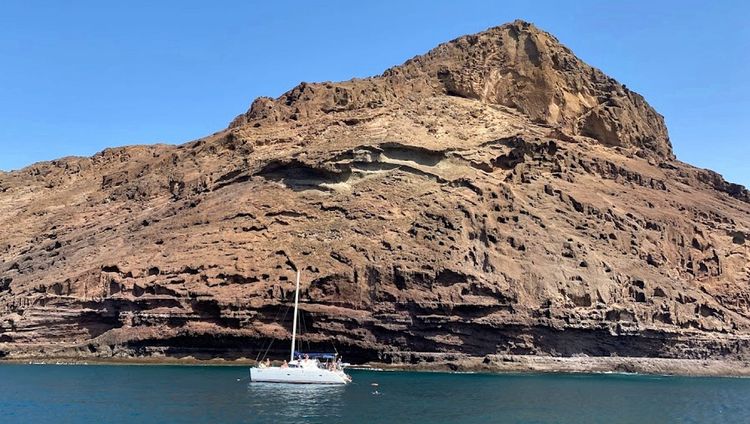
0;21;749;366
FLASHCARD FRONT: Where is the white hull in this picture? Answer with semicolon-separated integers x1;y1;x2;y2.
250;366;350;384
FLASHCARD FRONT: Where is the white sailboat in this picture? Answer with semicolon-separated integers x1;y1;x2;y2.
249;270;352;384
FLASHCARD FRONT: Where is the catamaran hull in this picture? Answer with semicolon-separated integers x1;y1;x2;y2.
250;367;350;384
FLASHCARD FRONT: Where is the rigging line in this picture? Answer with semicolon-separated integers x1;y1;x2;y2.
265;302;292;360
256;303;291;362
299;299;311;353
254;306;278;361
255;295;293;361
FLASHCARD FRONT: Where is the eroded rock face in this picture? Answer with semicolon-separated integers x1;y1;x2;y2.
0;21;748;363
232;20;673;160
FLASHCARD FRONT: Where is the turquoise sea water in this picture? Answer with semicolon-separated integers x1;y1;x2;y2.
0;364;749;423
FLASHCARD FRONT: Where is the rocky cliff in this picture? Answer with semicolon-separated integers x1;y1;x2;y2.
1;21;749;365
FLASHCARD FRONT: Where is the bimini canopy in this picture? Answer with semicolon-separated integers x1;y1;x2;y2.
294;351;337;360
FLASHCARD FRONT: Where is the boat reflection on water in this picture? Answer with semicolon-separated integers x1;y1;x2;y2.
246;382;346;421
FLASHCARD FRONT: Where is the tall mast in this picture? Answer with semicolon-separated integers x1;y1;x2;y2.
290;269;301;362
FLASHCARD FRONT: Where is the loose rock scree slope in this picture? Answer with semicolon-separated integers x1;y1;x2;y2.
1;21;749;367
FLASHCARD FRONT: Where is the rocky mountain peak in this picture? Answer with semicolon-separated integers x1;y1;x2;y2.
387;20;673;159
232;20;673;160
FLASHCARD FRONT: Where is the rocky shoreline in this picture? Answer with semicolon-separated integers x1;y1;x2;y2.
371;355;750;377
3;354;750;378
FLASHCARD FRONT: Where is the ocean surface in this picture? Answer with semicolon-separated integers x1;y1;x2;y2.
1;364;749;423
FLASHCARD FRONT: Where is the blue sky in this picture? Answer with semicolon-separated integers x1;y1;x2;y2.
1;1;748;186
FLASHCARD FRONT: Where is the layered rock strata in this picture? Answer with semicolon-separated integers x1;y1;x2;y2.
1;21;748;366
